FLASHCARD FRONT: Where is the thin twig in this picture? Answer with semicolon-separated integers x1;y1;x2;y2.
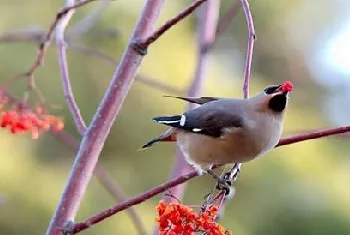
56;3;143;230
151;2;220;233
277;126;350;147
134;74;185;95
133;0;208;52
0;30;185;95
0;88;29;108
94;166;147;235
15;0;98;105
51;131;147;235
56;44;185;95
25;0;97;82
164;0;241;207
206;1;241;52
73;169;201;233
68;0;111;39
240;0;255;99
225;0;256;190
215;1;241;37
56;0;86;134
45;0;166;234
0;29;46;43
72;125;350;233
165;0;220;202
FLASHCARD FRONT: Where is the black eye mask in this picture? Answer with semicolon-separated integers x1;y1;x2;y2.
264;85;281;94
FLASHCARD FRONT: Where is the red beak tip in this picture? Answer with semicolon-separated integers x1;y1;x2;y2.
282;81;293;92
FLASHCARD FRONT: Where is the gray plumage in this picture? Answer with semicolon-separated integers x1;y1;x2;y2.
143;83;292;175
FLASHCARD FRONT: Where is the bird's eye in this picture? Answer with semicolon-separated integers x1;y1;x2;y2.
264;85;280;94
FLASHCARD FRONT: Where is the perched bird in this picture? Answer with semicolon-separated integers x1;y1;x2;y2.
142;81;293;179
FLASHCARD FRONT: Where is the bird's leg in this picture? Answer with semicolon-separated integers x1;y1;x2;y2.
221;163;242;182
215;163;242;195
232;163;242;181
206;169;232;195
231;163;242;181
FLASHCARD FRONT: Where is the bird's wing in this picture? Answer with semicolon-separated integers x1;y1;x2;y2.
153;108;244;138
164;95;220;105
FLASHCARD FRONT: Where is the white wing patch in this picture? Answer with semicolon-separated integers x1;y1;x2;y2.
192;128;202;132
180;115;186;126
157;120;180;124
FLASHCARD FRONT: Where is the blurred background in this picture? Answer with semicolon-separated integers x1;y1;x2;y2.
0;0;350;234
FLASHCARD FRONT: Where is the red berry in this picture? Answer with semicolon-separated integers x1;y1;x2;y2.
53;119;64;131
282;81;293;92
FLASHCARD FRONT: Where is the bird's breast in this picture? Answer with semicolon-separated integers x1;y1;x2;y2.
244;114;283;156
176;130;267;166
176;114;284;166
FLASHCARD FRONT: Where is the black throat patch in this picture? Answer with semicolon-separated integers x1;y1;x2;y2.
268;94;287;112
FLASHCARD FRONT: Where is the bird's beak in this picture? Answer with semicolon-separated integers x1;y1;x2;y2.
275;89;289;97
275;81;293;96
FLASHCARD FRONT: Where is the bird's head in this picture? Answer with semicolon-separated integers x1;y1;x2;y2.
254;81;293;113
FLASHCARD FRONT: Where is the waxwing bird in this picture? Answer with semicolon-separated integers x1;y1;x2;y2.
142;81;293;178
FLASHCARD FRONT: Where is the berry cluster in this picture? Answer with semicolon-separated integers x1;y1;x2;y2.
155;200;232;235
0;107;64;139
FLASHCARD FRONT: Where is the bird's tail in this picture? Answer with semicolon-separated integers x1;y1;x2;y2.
139;128;177;150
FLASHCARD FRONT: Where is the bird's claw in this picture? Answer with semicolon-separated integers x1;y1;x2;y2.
215;176;232;195
206;169;233;195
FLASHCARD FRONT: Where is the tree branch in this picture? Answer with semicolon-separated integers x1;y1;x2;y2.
24;0;97;85
215;1;241;38
152;2;221;233
133;0;208;53
224;0;256;190
240;0;255;99
206;1;241;52
164;1;242;204
0;30;185;95
56;0;86;135
46;0;220;231
277;126;350;147
51;131;147;235
68;0;111;39
73;169;200;233
72;125;350;233
93;166;147;235
45;0;166;234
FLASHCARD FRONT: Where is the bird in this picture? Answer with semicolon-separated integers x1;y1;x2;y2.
141;81;293;184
